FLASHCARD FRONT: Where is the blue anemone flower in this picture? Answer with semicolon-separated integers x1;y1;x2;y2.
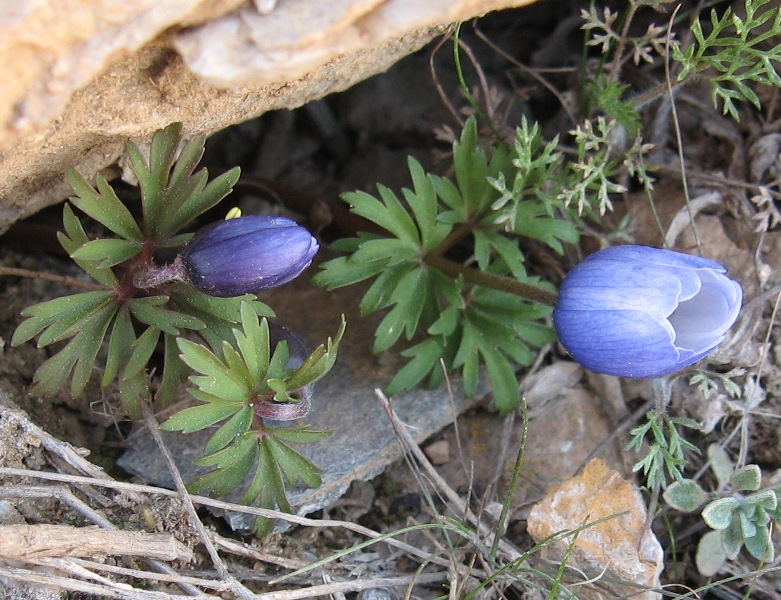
182;215;319;297
553;245;742;378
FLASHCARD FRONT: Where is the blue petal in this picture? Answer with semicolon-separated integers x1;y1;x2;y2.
186;215;300;254
556;258;701;317
553;308;686;378
591;244;726;272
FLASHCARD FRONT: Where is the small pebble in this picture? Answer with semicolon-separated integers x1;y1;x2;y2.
424;440;449;465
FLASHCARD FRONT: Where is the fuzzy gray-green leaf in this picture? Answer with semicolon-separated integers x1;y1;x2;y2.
729;464;762;492
702;497;739;530
664;479;707;512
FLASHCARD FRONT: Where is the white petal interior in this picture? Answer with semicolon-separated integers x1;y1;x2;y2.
668;270;736;352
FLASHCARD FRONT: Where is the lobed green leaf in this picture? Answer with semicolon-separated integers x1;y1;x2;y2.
200;416;256;463
58;204;119;287
161;402;240;433
266;437;322;488
67;170;143;242
129;296;205;335
70;238;143;268
12;290;115;347
284;315;345;390
164;167;241;236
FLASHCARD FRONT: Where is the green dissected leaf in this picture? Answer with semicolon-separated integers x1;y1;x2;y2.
156;334;191;407
178;336;232;380
128;296;205;335
387;337;447;394
156;144;208;228
244;440;291;535
585;77;641;136
266;425;331;444
452;117;491;218
343;187;419;244
30;301;117;397
350;237;418;266
266;437;322;488
480;345;520;416
102;306;134;386
221;341;252;389
453;321;480;397
427;304;459;337
233;305;270;388
57;204;118;287
157;232;193;249
431;174;465;218
473;229;527;278
70;238;143;268
164;167;241;236
168;286;272;352
510;202;579;254
67;170;143;242
121;326;161;380
284;315;346;390
161;402;240;433
204;404;255;455
70;303;117;397
128;123;181;232
403;157;451;249
191;435;258;498
372;268;428;354
179;338;249;403
267;340;290;378
199;423;256;467
168;135;206;192
359;263;415;315
312;255;386;290
172;285;273;321
30;343;80;397
119;370;150;419
12;290;115;347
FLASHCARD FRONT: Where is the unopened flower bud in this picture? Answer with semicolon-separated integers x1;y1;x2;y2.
182;215;318;297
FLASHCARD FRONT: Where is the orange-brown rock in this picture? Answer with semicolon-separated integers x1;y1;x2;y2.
527;458;664;600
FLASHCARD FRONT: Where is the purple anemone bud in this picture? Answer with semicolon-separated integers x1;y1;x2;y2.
553;245;742;378
181;215;319;297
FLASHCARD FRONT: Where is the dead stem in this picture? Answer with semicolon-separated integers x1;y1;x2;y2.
0;265;105;291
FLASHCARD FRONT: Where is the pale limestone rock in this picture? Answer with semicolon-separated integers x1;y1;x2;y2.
0;0;538;233
527;458;664;600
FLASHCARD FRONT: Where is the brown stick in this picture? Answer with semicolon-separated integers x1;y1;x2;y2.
0;524;192;562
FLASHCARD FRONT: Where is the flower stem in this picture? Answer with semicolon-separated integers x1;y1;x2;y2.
424;254;558;307
0;265;105;291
